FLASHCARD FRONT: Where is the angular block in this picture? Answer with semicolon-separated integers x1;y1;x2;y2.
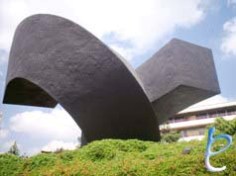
136;39;220;124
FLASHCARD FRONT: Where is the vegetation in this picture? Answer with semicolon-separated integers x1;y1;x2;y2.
8;141;20;156
161;131;181;143
1;117;236;175
213;117;236;136
0;154;23;176
0;137;236;176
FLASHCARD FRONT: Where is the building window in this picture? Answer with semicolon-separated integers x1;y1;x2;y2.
171;116;185;123
227;108;236;115
208;111;217;118
196;113;208;119
217;110;226;117
181;127;206;137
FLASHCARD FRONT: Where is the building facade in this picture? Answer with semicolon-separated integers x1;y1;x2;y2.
160;102;236;141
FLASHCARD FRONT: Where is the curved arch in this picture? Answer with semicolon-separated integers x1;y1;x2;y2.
3;14;160;144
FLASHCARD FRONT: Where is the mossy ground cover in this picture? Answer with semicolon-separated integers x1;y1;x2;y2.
1;138;236;176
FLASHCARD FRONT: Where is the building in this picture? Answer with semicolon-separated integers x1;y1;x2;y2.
160;101;236;141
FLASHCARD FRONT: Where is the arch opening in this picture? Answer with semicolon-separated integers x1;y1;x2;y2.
3;77;57;108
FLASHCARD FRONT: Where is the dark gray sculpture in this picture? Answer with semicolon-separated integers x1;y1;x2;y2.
136;39;220;124
3;14;220;145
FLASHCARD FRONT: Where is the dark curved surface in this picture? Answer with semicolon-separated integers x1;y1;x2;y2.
5;77;57;107
3;14;220;144
3;14;160;144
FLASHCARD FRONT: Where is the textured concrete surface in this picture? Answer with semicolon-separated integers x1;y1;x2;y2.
136;39;220;124
3;14;220;144
3;14;160;144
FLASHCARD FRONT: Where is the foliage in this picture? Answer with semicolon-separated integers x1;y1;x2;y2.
161;131;181;143
8;141;20;156
1;137;236;175
213;117;236;135
0;154;23;176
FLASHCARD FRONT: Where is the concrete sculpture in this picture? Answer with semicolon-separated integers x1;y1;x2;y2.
3;14;220;145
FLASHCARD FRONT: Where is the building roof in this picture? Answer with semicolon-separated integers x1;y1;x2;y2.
178;101;236;115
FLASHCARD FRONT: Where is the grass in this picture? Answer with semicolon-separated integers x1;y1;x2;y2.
1;137;236;176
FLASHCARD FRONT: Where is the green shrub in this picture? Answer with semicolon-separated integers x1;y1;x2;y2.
161;131;181;143
0;154;23;176
213;117;236;135
26;153;57;171
60;151;74;163
0;138;236;175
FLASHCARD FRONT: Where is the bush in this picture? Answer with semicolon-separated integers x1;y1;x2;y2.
80;139;149;161
1;138;236;175
0;154;23;176
161;131;181;143
26;154;57;171
213;117;236;135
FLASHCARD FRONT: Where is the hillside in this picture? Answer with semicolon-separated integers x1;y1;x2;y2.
0;138;235;176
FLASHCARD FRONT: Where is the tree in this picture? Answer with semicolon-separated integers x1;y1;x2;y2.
214;117;236;136
8;141;20;156
161;131;181;143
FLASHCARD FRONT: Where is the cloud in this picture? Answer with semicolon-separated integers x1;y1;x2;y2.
221;17;236;56
0;112;8;139
0;0;207;61
0;129;9;139
0;140;15;153
0;49;8;64
42;140;78;152
26;147;42;156
9;107;81;142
